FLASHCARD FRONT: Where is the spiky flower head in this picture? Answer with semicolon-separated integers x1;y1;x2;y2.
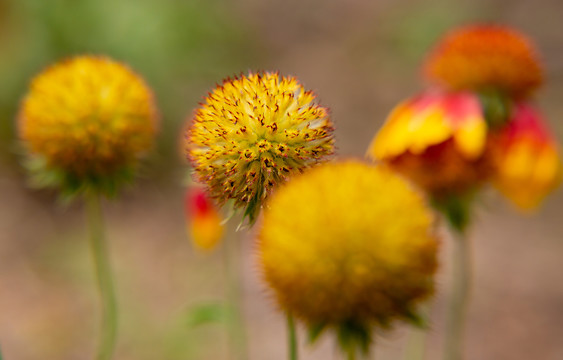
367;91;490;196
19;55;158;196
186;72;334;225
424;24;543;98
185;187;224;251
258;161;438;356
491;103;561;210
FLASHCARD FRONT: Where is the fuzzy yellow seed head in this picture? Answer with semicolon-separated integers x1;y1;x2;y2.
258;161;438;352
186;72;334;223
19;56;158;193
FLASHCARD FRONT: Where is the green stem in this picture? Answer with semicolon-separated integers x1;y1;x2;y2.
403;303;430;360
87;194;118;360
223;231;249;360
346;346;356;360
0;344;3;360
443;228;471;360
287;313;298;360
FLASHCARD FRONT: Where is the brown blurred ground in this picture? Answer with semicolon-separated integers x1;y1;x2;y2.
0;0;562;359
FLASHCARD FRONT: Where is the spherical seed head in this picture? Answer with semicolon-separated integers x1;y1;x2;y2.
424;25;543;98
258;161;438;352
491;103;561;210
186;72;334;224
368;91;491;196
19;56;158;195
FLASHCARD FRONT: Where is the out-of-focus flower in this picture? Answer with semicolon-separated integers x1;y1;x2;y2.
424;24;543;98
185;187;224;251
367;91;489;195
258;161;438;355
19;55;158;195
186;72;334;224
491;103;561;210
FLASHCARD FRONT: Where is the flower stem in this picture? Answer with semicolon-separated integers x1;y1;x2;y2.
346;347;356;360
87;194;118;360
287;313;298;360
403;303;430;360
444;228;471;360
223;231;249;360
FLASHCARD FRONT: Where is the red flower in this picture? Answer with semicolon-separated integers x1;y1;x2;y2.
185;187;224;250
368;91;490;195
424;25;543;98
491;104;561;209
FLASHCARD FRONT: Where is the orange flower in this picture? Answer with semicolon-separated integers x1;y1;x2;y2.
491;103;561;210
367;91;490;195
185;187;224;251
424;25;543;98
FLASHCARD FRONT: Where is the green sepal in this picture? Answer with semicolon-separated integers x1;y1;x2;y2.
404;307;428;329
477;90;513;129
307;322;328;344
24;154;136;201
240;182;265;228
336;320;373;357
431;192;474;234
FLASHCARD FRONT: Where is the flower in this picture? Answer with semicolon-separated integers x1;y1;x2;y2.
186;72;334;224
424;24;543;98
367;91;490;195
491;103;561;210
19;55;158;195
258;161;438;355
185;187;224;250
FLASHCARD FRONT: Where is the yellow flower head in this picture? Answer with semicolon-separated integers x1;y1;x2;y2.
367;91;490;195
186;72;334;224
258;161;438;354
185;187;224;251
424;24;543;98
19;55;158;195
491;103;561;210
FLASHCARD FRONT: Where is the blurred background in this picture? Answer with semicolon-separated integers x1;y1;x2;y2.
0;0;562;359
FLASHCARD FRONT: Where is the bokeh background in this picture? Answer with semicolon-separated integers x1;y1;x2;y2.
0;0;562;359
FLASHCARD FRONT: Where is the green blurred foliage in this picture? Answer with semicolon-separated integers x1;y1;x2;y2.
0;0;263;173
376;0;481;79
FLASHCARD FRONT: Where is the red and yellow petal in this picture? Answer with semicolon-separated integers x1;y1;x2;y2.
185;187;224;251
491;104;561;210
369;92;487;161
368;91;489;194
